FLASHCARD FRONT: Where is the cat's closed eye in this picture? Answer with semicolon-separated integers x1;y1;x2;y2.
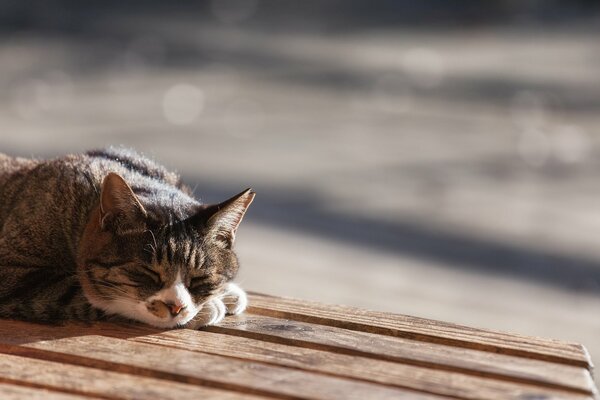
189;277;213;293
126;265;163;289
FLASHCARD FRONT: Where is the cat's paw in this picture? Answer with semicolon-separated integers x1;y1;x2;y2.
205;298;227;325
184;284;246;329
220;282;247;315
189;297;227;328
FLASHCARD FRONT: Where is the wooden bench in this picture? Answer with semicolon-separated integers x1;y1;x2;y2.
0;292;595;399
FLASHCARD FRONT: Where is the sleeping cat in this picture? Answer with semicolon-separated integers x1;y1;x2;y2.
0;147;254;328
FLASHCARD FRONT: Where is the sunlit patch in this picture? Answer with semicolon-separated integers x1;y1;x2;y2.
162;83;204;125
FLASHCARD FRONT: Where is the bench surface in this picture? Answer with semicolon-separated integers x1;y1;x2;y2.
0;292;595;399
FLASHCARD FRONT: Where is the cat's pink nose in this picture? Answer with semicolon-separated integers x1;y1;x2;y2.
166;302;185;317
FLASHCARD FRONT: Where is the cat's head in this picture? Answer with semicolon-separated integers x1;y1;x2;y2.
77;172;255;328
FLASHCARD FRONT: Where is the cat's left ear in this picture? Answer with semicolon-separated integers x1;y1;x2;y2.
193;188;255;248
100;172;147;232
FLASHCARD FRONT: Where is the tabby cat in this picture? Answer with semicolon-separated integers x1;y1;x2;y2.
0;147;254;328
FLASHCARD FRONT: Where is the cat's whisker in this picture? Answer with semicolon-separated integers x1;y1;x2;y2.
92;280;132;290
90;278;134;290
92;286;140;302
92;283;135;297
91;293;137;300
143;242;157;257
145;230;158;256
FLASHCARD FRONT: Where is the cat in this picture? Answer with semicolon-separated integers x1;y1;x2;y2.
0;147;254;328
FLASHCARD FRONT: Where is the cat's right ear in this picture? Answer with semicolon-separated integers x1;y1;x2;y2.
189;188;255;248
100;172;147;232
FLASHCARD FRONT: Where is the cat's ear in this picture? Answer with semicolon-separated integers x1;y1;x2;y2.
192;188;255;248
100;172;147;232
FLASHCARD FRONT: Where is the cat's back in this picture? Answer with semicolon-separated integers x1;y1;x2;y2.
0;153;40;184
84;147;184;189
1;147;197;221
0;153;44;217
84;147;198;220
0;152;91;245
0;148;197;267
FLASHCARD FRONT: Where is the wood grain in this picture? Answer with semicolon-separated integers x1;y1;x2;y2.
247;292;593;368
208;313;595;395
0;291;595;400
0;352;267;400
0;321;439;400
0;382;91;400
131;327;594;400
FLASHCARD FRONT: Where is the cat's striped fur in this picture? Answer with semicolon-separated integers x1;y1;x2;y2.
0;147;254;328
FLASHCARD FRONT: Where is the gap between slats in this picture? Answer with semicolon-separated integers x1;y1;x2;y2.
0;377;108;400
0;351;270;400
136;327;596;399
205;316;594;394
0;330;591;400
247;292;593;370
0;381;94;400
0;332;437;400
0;344;300;400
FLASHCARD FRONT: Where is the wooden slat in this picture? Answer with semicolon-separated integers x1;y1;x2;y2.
0;352;266;400
247;292;593;368
0;321;440;400
0;382;90;400
0;291;596;400
131;327;594;400
208;314;595;395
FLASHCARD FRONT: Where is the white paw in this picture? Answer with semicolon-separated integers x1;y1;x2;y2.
220;282;247;315
194;297;227;327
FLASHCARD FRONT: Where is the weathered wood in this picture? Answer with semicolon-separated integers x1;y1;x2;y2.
247;292;593;368
0;291;595;400
0;352;266;400
208;313;595;395
0;382;90;400
0;322;439;400
131;327;594;400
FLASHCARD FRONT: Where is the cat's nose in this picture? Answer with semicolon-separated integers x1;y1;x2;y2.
166;302;185;317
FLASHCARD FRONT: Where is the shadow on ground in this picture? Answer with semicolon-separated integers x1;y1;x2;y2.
187;178;600;295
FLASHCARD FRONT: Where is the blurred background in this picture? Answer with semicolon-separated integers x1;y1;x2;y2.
1;0;599;365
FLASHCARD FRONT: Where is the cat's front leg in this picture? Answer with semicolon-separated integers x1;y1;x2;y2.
220;282;247;316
